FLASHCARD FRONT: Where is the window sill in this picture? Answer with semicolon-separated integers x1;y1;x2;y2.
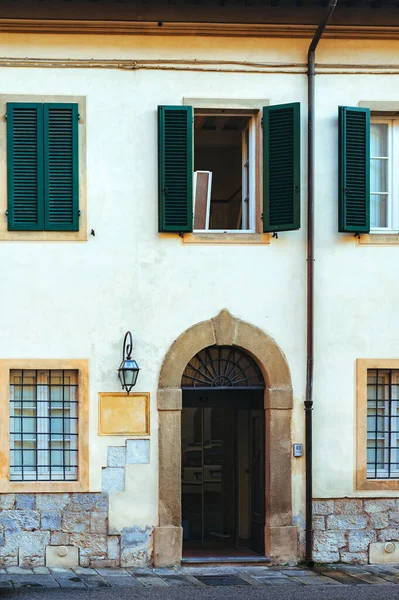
0;228;87;242
358;234;399;246
356;476;399;491
182;232;270;245
0;480;89;493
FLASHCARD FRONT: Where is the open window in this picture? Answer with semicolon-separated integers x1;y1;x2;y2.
193;111;256;232
158;103;300;236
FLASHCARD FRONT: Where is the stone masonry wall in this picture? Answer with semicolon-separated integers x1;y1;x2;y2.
0;493;115;567
0;493;153;568
313;498;399;563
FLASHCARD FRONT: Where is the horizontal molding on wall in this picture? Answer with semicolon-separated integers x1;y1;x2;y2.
0;20;399;40
1;57;399;75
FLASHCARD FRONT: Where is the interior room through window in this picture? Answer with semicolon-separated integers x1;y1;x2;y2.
193;111;255;232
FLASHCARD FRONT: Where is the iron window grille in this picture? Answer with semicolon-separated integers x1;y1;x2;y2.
181;346;265;389
10;369;78;481
367;368;399;479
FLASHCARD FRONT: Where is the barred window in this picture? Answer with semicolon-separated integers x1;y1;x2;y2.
10;370;78;481
367;369;399;479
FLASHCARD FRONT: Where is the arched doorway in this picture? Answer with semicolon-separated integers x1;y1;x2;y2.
181;346;266;556
154;310;297;567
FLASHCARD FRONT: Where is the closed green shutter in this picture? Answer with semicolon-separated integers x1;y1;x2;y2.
7;103;44;231
263;103;300;233
44;103;79;231
158;105;193;233
338;106;370;233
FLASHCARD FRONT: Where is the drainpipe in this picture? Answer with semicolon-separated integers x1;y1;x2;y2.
305;0;337;567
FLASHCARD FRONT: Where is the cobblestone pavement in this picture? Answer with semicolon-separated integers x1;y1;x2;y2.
1;564;399;589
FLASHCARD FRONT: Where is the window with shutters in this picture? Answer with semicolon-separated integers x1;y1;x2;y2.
193;111;256;232
0;359;89;493
370;118;399;232
0;95;86;242
158;101;300;240
356;359;399;491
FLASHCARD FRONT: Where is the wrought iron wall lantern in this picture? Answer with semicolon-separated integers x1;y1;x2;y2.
117;331;140;395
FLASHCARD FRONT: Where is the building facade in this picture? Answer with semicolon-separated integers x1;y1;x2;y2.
0;0;399;568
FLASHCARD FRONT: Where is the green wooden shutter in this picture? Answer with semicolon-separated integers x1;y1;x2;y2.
263;103;300;233
338;106;370;233
158;105;193;233
43;103;79;231
7;103;44;231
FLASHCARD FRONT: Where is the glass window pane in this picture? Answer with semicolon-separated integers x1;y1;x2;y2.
367;368;399;479
12;386;22;402
51;449;64;466
51;418;64;433
22;449;36;470
371;194;388;228
50;387;63;402
370;123;388;157
370;159;387;193
22;418;36;434
49;371;63;384
69;451;78;466
64;370;78;386
9;369;79;482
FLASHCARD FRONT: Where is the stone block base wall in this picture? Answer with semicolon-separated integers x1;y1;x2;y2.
0;493;152;568
313;498;399;563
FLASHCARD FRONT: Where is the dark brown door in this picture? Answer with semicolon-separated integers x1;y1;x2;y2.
182;391;265;555
249;410;265;554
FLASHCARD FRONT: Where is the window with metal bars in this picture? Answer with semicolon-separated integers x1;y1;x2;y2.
367;368;399;479
9;369;78;481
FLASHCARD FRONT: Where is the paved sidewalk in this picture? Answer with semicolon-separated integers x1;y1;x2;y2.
1;564;399;589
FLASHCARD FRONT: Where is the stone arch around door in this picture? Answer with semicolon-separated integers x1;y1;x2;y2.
153;309;297;567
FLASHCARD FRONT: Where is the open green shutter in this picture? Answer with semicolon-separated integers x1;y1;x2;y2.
158;105;193;233
263;103;300;233
338;106;370;233
44;103;79;231
7;103;44;231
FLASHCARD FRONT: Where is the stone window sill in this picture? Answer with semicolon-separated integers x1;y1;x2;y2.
356;478;399;491
0;230;88;242
182;232;270;245
358;234;399;246
0;481;89;493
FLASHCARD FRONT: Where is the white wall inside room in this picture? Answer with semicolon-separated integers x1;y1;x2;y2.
2;32;399;537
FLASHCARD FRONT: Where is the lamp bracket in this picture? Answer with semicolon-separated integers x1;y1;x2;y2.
123;331;133;361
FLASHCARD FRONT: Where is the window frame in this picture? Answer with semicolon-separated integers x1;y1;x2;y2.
370;116;399;233
193;110;257;234
9;369;79;482
356;358;399;490
0;359;89;493
181;97;270;245
0;95;87;242
366;368;399;480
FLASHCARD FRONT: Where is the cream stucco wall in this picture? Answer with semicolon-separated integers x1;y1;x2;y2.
1;32;399;538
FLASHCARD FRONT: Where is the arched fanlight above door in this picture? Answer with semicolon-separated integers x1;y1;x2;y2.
181;345;265;389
